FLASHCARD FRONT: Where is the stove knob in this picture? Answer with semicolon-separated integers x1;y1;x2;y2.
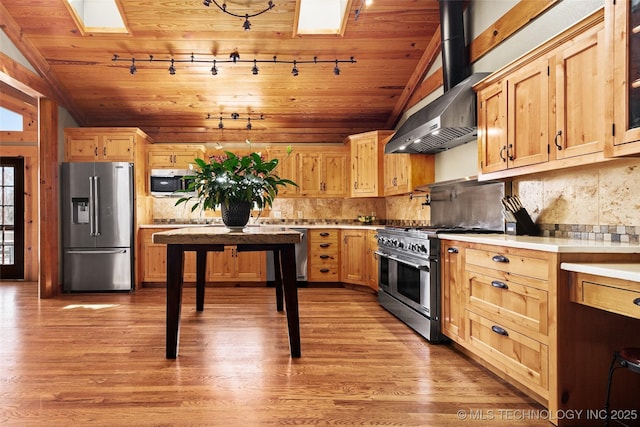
419;244;428;254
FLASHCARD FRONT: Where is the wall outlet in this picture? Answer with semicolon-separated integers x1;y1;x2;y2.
273;211;281;218
296;210;303;219
371;211;376;217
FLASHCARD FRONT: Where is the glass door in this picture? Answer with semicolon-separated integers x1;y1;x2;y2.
0;157;24;279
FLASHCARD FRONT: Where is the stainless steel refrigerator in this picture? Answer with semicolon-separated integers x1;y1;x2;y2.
61;162;134;292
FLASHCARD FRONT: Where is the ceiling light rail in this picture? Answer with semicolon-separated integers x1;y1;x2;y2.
202;0;275;31
207;113;265;130
112;53;356;76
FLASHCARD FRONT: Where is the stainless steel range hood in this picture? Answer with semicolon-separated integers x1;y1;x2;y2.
384;72;489;154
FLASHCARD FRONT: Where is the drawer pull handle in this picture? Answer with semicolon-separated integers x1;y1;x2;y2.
320;268;330;273
492;255;509;263
319;243;331;248
319;232;330;236
634;298;640;307
447;248;459;254
491;325;509;336
319;255;330;259
491;280;508;290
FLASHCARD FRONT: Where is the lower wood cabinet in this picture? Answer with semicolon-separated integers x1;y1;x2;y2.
341;229;367;286
307;229;340;282
139;228;265;285
365;229;379;291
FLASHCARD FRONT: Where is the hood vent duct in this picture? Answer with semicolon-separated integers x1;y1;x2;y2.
385;0;488;155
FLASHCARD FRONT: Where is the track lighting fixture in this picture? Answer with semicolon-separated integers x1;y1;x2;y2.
112;53;356;76
202;1;274;31
206;113;264;130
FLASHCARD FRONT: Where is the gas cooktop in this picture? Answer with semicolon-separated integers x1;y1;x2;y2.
382;226;504;235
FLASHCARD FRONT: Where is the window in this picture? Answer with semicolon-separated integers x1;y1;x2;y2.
64;0;128;34
294;0;351;36
0;107;23;132
0;158;24;279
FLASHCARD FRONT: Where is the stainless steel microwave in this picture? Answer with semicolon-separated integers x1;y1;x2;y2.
150;169;196;197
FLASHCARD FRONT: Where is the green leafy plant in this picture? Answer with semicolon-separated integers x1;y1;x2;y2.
175;145;297;217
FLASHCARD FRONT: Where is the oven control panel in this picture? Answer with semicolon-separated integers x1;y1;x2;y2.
376;228;438;260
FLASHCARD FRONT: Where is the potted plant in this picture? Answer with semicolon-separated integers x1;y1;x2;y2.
175;144;297;230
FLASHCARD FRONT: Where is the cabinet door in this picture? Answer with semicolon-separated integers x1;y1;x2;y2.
507;58;550;168
554;26;604;159
148;151;177;168
234;250;266;280
298;153;323;196
351;134;378;196
206;247;234;281
102;135;134;161
142;241;167;282
609;0;640;154
341;230;367;285
322;152;348;197
66;135;99;161
173;150;201;169
366;230;379;291
383;153;399;194
268;148;298;197
478;81;508;174
441;241;465;342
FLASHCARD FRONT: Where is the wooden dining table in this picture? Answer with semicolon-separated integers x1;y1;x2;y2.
152;226;303;359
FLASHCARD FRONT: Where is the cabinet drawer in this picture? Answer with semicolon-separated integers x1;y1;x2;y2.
466;247;551;283
309;229;339;242
467;272;548;336
308;266;340;281
571;273;640;320
467;310;549;397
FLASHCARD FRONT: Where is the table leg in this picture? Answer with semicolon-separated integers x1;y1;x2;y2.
281;244;301;358
166;244;184;359
273;249;284;312
196;249;207;312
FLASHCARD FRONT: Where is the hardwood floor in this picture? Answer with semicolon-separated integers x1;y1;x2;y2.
0;282;549;426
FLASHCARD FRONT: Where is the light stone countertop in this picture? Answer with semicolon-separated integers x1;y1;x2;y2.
437;233;640;253
560;263;640;283
152;226;303;245
141;223;381;231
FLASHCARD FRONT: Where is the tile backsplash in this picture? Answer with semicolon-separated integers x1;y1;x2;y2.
513;158;640;242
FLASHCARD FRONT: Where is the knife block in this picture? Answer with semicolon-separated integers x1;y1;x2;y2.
506;208;540;236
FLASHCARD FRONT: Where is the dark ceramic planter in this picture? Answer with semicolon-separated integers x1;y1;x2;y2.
221;201;251;230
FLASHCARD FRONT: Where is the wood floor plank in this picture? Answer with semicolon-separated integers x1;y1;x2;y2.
0;282;549;426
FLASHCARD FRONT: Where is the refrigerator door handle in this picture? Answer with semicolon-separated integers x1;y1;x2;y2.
66;249;128;254
89;176;96;236
93;175;101;236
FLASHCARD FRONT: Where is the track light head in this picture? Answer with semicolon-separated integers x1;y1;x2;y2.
211;60;218;75
230;51;240;63
333;60;340;76
129;58;137;75
291;60;299;77
168;59;176;75
243;15;251;31
203;0;211;6
246;118;252;130
252;59;259;75
218;116;224;129
231;112;239;120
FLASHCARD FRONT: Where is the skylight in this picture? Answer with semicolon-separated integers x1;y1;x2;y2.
65;0;128;34
295;0;352;36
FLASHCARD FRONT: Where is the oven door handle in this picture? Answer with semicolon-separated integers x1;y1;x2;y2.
375;251;430;270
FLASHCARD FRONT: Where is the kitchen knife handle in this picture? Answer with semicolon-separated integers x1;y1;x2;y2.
492;255;509;263
491;325;509;336
491;280;509;290
554;130;563;150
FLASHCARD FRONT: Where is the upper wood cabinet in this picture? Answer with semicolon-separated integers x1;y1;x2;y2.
383;151;435;196
147;144;205;169
475;10;606;180
297;148;349;198
266;146;299;197
606;0;640;156
65;127;151;162
347;130;394;197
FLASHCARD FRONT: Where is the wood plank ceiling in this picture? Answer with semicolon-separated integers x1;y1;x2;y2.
0;0;442;145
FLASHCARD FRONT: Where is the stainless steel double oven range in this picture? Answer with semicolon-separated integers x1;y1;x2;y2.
376;178;507;343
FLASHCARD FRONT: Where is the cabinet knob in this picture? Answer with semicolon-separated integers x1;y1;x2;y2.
491;325;509;336
319;232;330;237
320;268;330;273
491;255;509;263
499;146;507;162
634;298;640;307
319;255;330;259
447;247;459;254
319;243;330;248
